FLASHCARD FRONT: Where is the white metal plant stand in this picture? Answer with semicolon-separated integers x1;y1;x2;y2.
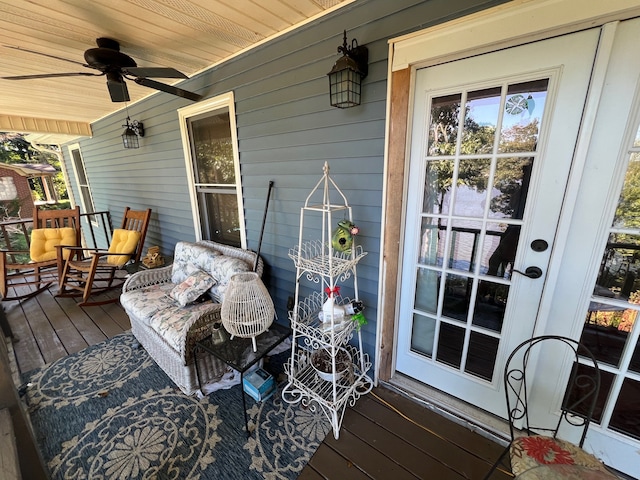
281;162;373;440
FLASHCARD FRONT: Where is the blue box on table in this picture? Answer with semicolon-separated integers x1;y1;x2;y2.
243;368;276;402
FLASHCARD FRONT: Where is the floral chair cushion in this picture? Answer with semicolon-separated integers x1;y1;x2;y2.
171;242;221;284
170;269;217;307
510;436;617;477
120;283;175;320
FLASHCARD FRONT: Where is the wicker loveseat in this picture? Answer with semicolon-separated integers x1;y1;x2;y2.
121;240;262;395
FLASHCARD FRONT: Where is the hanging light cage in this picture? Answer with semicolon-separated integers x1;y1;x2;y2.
328;30;368;108
122;117;144;149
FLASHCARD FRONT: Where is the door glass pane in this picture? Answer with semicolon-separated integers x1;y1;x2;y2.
436;322;465;368
465;332;499;381
428;94;461;156
414;268;439;314
442;273;471;322
474;280;508;332
499;79;549;153
483;224;520;278
453;159;491;216
462;87;501;154
411;313;436;358
411;77;549;382
490;157;533;219
419;217;443;266
612;153;640;229
448;220;482;273
610;378;640;440
423;159;454;214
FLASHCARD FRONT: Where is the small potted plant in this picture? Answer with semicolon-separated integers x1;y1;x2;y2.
311;348;352;382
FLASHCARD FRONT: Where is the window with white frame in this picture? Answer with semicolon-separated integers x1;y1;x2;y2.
67;144;97;223
178;93;245;248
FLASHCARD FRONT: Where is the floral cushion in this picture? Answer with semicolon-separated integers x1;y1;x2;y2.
510;436;616;477
120;284;174;320
171;242;221;284
170;270;216;307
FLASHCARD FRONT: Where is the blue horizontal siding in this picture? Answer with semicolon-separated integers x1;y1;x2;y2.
61;0;509;367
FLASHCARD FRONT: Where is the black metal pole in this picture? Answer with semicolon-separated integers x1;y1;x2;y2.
254;180;274;271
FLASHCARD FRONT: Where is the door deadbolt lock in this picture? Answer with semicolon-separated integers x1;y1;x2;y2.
512;266;543;279
530;239;549;252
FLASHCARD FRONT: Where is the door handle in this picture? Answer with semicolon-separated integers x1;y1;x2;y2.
512;266;543;279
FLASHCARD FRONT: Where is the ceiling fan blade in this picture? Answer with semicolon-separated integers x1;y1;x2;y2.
1;72;99;80
3;45;87;67
134;77;201;102
107;75;130;102
124;67;188;79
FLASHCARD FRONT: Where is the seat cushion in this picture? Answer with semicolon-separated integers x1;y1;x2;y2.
107;229;141;265
30;227;77;262
120;283;175;320
510;436;615;476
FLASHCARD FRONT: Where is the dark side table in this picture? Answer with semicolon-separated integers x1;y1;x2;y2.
194;322;292;436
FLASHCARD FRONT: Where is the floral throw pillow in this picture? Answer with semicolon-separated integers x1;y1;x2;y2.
170;269;216;307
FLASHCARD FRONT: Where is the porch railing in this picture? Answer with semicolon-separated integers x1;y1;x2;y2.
0;211;114;261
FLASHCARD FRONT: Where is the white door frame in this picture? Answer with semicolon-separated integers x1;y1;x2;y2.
380;2;640;382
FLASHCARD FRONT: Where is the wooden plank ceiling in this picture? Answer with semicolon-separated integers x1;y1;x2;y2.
0;0;353;141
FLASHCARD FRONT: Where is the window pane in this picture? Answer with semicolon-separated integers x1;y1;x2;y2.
612;153;640;228
191;111;236;185
197;190;240;247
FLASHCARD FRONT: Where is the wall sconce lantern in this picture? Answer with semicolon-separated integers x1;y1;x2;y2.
327;30;368;108
122;117;144;149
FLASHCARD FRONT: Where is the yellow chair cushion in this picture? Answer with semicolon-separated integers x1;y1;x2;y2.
30;228;77;262
107;229;141;266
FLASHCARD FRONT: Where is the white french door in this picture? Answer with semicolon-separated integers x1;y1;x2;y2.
395;18;640;477
396;30;601;416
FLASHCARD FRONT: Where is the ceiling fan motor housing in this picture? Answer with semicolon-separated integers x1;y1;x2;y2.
84;38;137;71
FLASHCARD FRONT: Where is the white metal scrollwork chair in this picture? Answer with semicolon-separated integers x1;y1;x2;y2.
483;335;619;479
57;207;151;306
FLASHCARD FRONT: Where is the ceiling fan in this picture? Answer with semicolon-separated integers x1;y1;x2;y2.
1;37;202;102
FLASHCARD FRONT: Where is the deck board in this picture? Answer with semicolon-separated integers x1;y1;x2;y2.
3;284;513;480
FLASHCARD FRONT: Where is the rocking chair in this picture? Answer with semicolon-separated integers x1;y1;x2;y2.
57;207;151;306
0;206;81;301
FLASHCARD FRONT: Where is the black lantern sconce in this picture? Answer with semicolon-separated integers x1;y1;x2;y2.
122;117;144;149
327;30;368;108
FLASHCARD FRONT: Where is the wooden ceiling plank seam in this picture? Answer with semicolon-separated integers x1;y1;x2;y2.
189;0;285;35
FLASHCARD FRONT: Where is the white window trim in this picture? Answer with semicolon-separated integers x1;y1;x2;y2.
177;91;246;248
67;143;97;226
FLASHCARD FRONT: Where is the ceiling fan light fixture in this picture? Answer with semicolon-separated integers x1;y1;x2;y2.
122;117;144;149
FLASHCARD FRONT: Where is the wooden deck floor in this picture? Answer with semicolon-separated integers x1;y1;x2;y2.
2;286;512;480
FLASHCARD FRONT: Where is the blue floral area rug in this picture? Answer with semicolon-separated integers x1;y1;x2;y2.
21;332;329;480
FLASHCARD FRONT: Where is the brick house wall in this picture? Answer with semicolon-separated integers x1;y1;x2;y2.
0;167;34;219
